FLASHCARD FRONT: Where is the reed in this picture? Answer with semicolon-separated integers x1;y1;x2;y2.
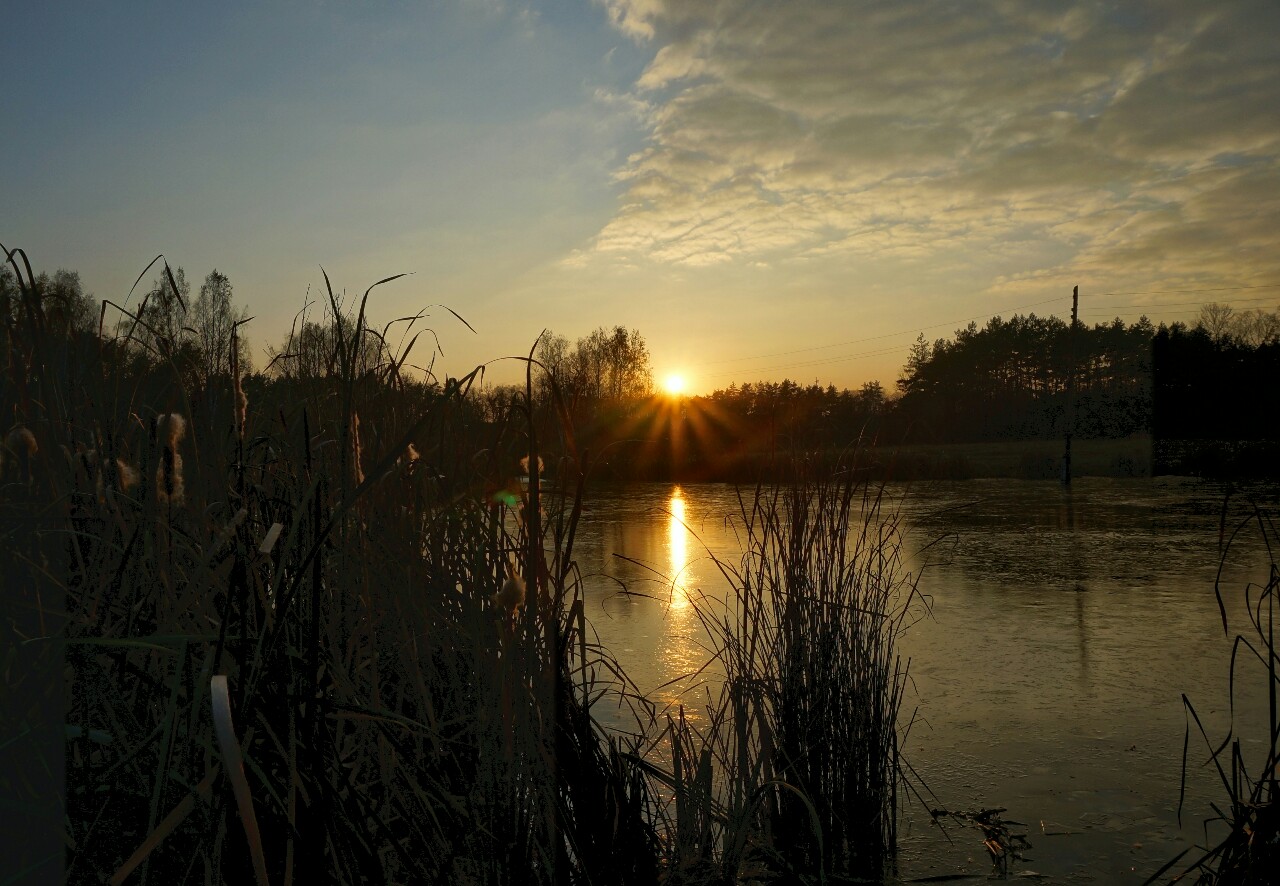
4;244;919;884
1149;502;1280;884
3;247;657;884
637;453;921;883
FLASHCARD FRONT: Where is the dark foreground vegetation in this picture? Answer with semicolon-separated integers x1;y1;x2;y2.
2;248;915;884
1149;503;1280;885
4;245;1277;884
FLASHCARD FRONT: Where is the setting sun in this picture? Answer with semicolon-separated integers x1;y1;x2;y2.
663;373;687;396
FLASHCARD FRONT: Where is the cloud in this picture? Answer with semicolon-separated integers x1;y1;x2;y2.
580;0;1280;288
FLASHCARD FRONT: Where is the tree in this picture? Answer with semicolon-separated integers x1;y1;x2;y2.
267;303;387;381
534;332;572;401
594;325;652;401
1197;303;1236;342
897;333;931;395
859;380;885;412
1;267;96;334
190;269;251;381
0;266;15;326
537;326;652;406
40;270;97;334
1230;307;1280;348
134;267;191;357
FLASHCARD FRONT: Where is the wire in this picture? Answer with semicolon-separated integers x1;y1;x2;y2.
1086;283;1280;297
693;283;1280;385
1086;294;1280;312
699;295;1065;366
702;345;906;381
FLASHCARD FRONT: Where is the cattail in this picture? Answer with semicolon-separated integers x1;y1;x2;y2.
494;571;526;613
95;451;140;494
519;455;544;475
351;411;364;485
69;447;137;500
7;427;37;455
71;445;97;479
157;413;187;448
72;447;106;501
231;329;247;440
155;413;186;506
116;459;139;491
4;426;38;485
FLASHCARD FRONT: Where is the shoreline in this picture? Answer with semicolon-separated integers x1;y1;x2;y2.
580;436;1280;483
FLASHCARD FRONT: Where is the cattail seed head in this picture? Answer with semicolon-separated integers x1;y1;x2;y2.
231;333;247;440
156;452;185;506
235;386;248;440
116;459;140;491
3;427;38;484
155;413;187;506
156;413;187;448
6;427;37;457
351;412;365;485
519;455;544;475
494;573;526;612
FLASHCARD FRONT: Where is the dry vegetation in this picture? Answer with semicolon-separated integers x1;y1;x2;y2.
2;247;915;885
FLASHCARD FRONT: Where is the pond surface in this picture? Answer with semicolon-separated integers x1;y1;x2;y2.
567;477;1280;883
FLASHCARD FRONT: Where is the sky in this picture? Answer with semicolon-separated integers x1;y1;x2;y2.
4;0;1279;394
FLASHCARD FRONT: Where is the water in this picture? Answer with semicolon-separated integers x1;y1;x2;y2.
567;477;1280;882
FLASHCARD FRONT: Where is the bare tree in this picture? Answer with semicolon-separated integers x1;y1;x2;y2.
1229;307;1280;348
534;332;572;401
538;326;653;405
40;270;97;333
267;302;386;381
1197;302;1236;342
133;267;191;357
190;269;251;381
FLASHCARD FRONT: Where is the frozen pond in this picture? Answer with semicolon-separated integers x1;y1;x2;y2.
567;477;1279;882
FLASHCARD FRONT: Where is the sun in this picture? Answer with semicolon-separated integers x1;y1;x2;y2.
663;373;687;396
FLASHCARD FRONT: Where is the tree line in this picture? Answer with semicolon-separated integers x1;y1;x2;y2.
5;256;1278;482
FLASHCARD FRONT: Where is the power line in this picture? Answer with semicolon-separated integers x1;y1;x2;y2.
1086;293;1280;312
700;295;1065;366
1080;313;1228;323
693;283;1280;385
702;345;906;381
1086;283;1280;297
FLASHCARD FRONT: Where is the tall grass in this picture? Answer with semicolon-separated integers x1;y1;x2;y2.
3;246;917;884
1149;502;1279;884
4;249;661;884
637;455;920;883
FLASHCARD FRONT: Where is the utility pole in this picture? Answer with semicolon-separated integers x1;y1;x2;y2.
1063;285;1078;486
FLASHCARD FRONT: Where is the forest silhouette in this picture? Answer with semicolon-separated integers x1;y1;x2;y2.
4;262;1278;484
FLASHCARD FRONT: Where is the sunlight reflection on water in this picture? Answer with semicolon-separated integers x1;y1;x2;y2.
652;486;714;721
666;487;691;611
572;477;1280;883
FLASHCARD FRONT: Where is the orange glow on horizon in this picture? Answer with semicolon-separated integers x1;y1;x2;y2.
663;373;687;396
